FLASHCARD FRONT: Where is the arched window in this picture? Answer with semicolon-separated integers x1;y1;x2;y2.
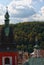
5;58;10;64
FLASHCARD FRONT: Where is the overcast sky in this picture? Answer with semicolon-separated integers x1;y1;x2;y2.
0;0;44;24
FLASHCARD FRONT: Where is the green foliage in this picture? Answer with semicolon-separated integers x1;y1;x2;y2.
0;22;44;52
14;22;44;50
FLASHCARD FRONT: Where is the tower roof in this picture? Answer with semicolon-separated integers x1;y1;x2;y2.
4;7;10;26
5;7;9;20
34;44;40;49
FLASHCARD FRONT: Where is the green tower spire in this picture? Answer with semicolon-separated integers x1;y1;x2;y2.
4;7;10;36
5;7;9;27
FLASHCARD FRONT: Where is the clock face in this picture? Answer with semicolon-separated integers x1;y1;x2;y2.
5;27;9;36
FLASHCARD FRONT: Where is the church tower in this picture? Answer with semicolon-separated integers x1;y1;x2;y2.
33;37;40;57
1;7;14;44
5;7;9;27
4;7;10;37
0;7;18;65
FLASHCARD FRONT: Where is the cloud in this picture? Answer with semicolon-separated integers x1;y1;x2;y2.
10;7;35;18
40;6;44;16
8;0;33;13
7;0;36;23
32;14;44;21
0;0;44;24
31;6;44;21
0;4;5;15
0;0;34;24
40;0;43;2
0;4;6;24
31;14;41;21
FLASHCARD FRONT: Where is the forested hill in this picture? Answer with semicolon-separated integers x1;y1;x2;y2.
14;22;44;49
0;22;44;52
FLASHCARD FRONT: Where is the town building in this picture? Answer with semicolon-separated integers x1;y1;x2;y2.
30;38;44;58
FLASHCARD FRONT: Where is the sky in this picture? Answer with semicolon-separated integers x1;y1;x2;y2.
0;0;44;24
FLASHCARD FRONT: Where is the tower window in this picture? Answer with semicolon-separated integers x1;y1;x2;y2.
5;58;10;64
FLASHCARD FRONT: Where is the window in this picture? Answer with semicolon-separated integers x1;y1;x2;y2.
5;58;10;64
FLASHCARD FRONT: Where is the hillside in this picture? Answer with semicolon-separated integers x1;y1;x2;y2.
0;22;44;52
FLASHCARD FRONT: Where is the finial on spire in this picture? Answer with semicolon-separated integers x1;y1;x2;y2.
5;6;10;26
6;6;8;12
5;6;9;18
